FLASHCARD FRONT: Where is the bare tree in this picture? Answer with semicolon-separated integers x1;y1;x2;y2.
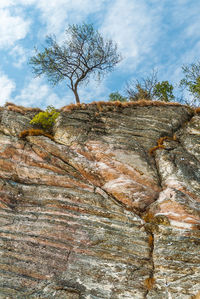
125;70;174;102
29;23;122;104
125;70;158;101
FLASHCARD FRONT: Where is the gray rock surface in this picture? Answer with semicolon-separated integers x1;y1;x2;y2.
0;101;199;298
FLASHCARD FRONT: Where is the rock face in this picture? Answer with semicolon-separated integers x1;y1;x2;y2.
0;101;199;298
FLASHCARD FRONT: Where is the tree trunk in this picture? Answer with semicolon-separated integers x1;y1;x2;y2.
73;87;80;104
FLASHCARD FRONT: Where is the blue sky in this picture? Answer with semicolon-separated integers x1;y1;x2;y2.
0;0;200;109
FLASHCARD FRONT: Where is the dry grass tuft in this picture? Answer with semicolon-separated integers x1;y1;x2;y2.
5;102;15;107
5;102;42;115
144;277;155;290
62;103;77;111
19;129;54;140
96;101;103;112
61;99;188;112
62;103;87;111
149;134;178;155
149;144;165;155
194;107;200;114
157;135;177;146
143;211;155;223
191;291;200;299
6;104;26;115
148;235;154;247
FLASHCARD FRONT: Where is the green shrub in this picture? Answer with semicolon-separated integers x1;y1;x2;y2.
30;105;60;131
179;61;200;106
153;81;174;102
108;91;127;102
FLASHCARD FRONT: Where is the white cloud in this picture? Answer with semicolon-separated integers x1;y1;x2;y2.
0;7;30;48
78;77;110;103
0;73;16;105
0;0;14;9
9;45;28;68
36;0;103;32
173;3;200;65
101;0;160;71
15;0;105;38
12;75;109;108
1;0;200;109
13;77;69;108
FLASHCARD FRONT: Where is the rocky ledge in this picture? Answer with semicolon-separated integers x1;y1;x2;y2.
0;101;199;298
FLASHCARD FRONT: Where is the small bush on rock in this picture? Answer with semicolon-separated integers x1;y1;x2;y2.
30;105;60;131
108;91;127;102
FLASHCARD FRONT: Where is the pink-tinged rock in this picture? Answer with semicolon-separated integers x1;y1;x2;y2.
146;187;200;229
0;103;199;298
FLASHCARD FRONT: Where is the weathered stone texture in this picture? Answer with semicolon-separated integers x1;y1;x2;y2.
0;102;199;298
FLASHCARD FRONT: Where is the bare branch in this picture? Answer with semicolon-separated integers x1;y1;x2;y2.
29;23;122;103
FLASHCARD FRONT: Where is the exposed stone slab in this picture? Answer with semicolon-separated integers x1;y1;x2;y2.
0;102;199;298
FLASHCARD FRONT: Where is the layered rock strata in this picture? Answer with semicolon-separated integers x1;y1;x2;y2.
0;101;199;298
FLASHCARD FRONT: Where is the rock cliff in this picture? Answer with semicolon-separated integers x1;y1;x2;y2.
0;101;199;299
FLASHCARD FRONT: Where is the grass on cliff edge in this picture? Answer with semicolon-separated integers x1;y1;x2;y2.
61;99;196;112
3;99;199;115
